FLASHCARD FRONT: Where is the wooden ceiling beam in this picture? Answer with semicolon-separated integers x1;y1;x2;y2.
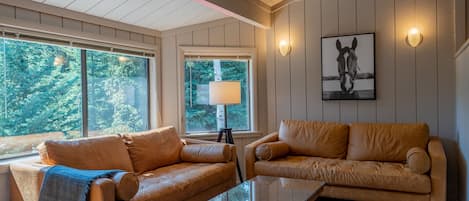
195;0;272;29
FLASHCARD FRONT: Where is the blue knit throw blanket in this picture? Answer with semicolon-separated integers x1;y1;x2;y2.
39;165;122;201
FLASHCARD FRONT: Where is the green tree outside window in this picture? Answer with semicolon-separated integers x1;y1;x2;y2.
0;39;149;159
184;59;250;133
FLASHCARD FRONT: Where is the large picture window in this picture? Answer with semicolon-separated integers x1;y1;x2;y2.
184;58;250;134
0;38;150;159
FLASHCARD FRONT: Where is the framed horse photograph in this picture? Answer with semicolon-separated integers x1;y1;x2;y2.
321;33;376;100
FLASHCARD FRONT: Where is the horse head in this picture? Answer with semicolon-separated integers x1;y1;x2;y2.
336;39;349;92
347;37;360;79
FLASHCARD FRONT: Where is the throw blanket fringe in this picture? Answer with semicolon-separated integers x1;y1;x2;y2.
39;165;122;201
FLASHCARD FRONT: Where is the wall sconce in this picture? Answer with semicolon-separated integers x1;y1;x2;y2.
279;40;291;56
406;28;423;47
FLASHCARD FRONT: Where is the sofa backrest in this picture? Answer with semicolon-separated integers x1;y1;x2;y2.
123;126;183;173
347;123;429;162
278;120;349;159
38;135;134;172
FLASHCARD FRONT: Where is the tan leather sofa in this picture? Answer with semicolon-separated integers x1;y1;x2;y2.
245;120;447;201
10;126;237;201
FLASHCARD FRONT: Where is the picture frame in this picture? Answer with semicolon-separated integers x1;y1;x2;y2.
321;33;376;100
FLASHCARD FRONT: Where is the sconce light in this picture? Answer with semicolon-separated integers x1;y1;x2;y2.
406;28;423;47
279;40;291;56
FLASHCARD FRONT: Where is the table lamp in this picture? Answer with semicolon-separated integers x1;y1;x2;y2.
209;81;243;182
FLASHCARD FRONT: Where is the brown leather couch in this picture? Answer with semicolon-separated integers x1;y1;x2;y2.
245;120;447;201
10;126;237;201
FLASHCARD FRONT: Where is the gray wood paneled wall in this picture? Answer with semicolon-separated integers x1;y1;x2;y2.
267;0;455;140
266;0;457;200
457;0;467;47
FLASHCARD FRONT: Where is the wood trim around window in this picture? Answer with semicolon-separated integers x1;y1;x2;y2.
177;46;258;135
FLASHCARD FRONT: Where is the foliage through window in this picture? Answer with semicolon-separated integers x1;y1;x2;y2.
0;38;150;159
87;50;149;135
184;58;250;133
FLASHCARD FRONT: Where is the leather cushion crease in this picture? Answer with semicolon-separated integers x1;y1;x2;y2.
37;135;134;172
131;162;235;201
255;156;431;194
347;123;429;162
279;120;349;159
123;126;183;173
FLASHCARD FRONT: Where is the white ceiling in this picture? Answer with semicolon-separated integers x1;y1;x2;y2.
32;0;228;31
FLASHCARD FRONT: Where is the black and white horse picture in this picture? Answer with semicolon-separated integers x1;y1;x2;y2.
322;33;375;100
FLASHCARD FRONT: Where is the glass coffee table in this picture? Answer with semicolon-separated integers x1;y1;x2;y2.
209;176;325;201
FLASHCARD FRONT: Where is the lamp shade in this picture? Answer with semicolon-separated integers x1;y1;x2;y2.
209;81;241;105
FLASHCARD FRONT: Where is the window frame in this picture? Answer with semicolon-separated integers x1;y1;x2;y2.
0;38;155;160
178;46;258;135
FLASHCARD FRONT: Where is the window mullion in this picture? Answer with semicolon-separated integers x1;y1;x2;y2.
146;58;151;130
81;50;88;137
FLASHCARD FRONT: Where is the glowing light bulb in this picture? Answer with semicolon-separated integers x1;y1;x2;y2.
279;40;291;56
406;28;423;47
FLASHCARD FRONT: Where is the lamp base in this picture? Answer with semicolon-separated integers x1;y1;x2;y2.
217;128;243;182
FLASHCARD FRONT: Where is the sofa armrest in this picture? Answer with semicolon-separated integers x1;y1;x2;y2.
10;160;134;201
244;132;279;179
182;138;236;163
181;144;234;163
428;137;447;201
89;178;116;201
112;172;139;201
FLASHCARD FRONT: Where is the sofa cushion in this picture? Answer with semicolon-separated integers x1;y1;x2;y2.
38;135;134;172
347;123;429;162
180;144;231;163
406;147;431;174
131;162;235;201
278;120;349;158
123;126;183;173
254;156;431;194
255;141;289;161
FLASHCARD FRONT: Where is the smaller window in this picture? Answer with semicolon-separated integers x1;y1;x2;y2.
184;57;251;134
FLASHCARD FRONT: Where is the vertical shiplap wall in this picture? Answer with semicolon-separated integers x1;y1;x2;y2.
267;0;457;200
456;0;467;47
467;0;469;39
160;18;267;133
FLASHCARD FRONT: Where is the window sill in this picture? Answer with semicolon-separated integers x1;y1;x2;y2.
182;131;263;141
0;155;39;174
